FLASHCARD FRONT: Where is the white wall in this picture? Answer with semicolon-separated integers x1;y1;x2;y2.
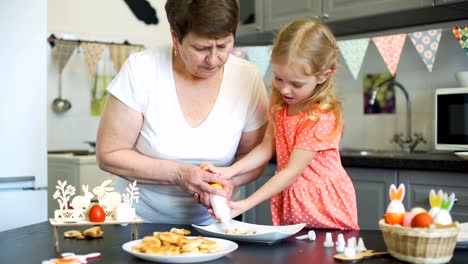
47;0;171;151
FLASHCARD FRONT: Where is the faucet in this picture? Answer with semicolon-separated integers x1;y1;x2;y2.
369;78;426;152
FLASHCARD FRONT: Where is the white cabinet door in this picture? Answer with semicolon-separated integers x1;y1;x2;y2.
0;190;47;232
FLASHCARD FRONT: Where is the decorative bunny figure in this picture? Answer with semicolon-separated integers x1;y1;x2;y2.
386;183;405;213
433;192;456;225
428;189;444;217
385;183;406;225
70;185;93;210
92;180;122;211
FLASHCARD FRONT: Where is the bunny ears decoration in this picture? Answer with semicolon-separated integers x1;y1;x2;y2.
429;189;456;225
386;183;405;214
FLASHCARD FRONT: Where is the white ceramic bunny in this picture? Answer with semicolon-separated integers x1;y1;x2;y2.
92;180;122;211
70;185;93;210
433;192;456;225
428;189;444;217
386;183;405;214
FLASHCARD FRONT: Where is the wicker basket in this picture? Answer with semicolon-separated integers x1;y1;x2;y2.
379;219;459;264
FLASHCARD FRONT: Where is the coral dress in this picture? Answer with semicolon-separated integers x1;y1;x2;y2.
270;107;359;230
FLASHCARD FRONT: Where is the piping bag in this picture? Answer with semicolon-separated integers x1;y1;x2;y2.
210;183;232;229
200;164;232;229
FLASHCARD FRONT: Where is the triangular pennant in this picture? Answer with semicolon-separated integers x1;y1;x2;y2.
231;47;248;59
246;46;271;77
372;34;406;76
337;38;370;80
408;29;442;72
109;45;135;72
91;48;116;116
53;40;77;73
452;24;468;56
81;43;107;80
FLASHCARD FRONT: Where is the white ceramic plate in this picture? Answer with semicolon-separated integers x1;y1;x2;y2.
454;152;468;160
457;222;468;248
122;236;238;263
192;220;305;244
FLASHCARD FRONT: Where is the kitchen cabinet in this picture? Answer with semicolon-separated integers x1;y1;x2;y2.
264;0;321;31
235;0;449;43
399;169;468;223
345;164;468;230
323;0;432;22
346;167;398;230
237;0;265;34
47;154;115;217
243;163;276;225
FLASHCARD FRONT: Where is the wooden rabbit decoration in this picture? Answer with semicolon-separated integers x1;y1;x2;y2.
70;185;93;210
92;179;122;212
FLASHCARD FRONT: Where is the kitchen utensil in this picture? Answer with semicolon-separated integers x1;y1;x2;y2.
61;252;101;263
51;70;72;113
334;250;389;263
51;40;75;114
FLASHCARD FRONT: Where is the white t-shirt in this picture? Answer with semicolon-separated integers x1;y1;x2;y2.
107;47;268;224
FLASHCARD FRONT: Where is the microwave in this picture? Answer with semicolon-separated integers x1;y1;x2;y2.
435;87;468;151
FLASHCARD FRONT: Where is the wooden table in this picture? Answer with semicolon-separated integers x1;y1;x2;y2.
1;222;467;263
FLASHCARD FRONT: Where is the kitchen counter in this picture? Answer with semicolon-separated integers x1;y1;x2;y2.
269;150;468;172
1;222;467;263
339;150;468;173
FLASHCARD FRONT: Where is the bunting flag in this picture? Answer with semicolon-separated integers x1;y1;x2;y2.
337;38;370;80
91;48;116;116
81;43;107;80
53;40;77;73
408;29;442;72
231;47;248;59
452;25;468;56
372;34;407;76
109;45;136;72
246;46;272;77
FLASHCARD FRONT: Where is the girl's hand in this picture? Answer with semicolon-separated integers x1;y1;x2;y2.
227;199;250;219
201;163;236;179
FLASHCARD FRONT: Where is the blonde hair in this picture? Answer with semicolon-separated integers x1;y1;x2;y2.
270;19;343;140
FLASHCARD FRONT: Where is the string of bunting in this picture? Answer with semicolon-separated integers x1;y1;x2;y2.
48;34;146;116
232;24;468;81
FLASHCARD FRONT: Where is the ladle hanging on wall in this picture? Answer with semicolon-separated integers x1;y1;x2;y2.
52;69;72;113
51;40;76;114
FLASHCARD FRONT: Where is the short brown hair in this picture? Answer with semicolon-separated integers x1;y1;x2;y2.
165;0;239;42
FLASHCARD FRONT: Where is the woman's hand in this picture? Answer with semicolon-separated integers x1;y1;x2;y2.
175;164;228;198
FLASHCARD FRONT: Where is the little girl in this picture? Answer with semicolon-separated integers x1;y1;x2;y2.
204;19;359;230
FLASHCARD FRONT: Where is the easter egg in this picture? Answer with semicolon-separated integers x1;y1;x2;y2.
114;203;134;224
402;212;416;227
409;207;427;215
411;212;433;228
385;212;404;225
